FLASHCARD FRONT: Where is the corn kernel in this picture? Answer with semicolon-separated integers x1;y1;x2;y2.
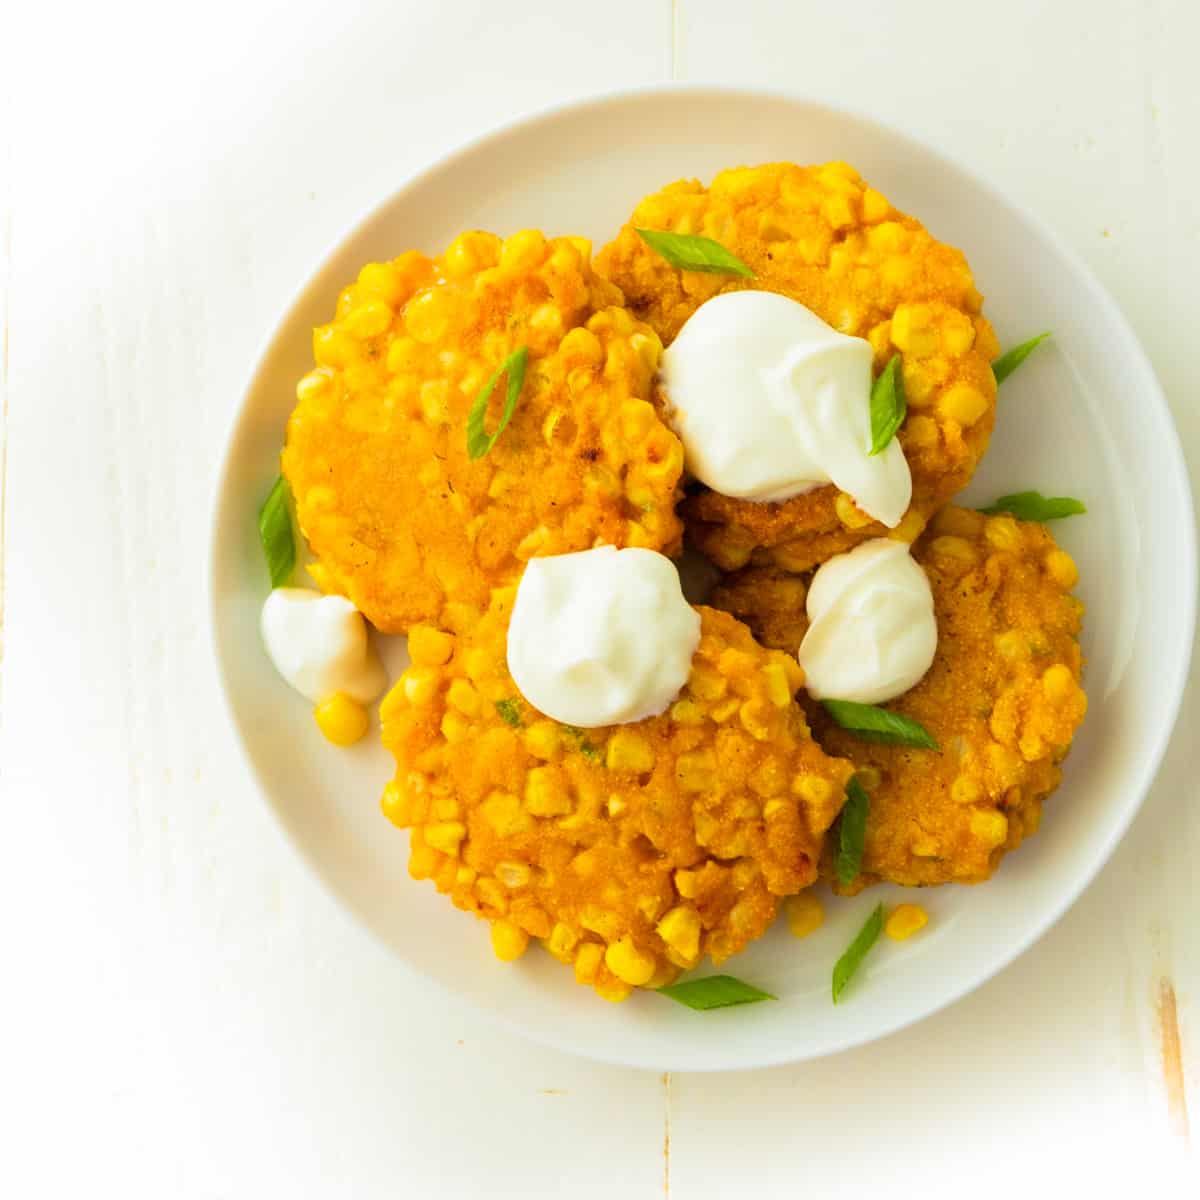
606;729;655;773
786;892;824;939
656;905;702;963
593;973;634;1003
496;861;531;889
604;936;657;986
1042;663;1078;704
408;625;454;666
969;809;1009;847
885;904;929;941
670;698;705;725
793;774;833;806
928;535;979;565
313;692;370;746
835;492;873;529
343;299;393;339
490;919;530;962
424;821;466;856
500;229;546;273
1045;549;1079;589
525;765;573;816
547;922;580;961
689;667;728;702
861;187;891;222
761;662;793;708
440;712;470;744
995;630;1031;661
951;775;983;805
573;941;604;984
444;678;480;717
905;415;939;449
940;384;989;428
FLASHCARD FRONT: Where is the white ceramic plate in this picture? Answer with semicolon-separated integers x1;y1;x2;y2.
210;85;1196;1071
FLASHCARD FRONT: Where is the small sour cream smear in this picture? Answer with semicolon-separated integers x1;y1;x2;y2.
660;290;911;526
506;546;701;728
798;539;936;704
260;588;387;705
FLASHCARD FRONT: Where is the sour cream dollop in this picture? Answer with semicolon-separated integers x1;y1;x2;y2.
660;290;911;526
798;539;936;703
261;588;387;704
507;546;701;728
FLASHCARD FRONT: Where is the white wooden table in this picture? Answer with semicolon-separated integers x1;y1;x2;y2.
4;2;1197;1194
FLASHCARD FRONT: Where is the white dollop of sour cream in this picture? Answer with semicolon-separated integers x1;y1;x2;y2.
798;539;936;704
660;290;912;526
260;588;387;704
507;546;701;729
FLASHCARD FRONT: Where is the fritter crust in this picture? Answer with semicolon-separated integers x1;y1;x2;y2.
380;597;854;1001
595;163;1001;573
283;231;685;634
711;507;1087;888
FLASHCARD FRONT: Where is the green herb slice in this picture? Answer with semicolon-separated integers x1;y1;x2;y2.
495;699;524;728
258;474;296;588
563;725;601;763
657;974;775;1010
834;776;871;887
822;700;938;750
869;354;906;455
832;903;884;1004
978;490;1087;521
466;346;529;461
635;228;754;277
992;332;1051;384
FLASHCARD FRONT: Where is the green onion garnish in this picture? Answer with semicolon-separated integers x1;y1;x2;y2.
869;354;906;455
822;700;938;750
635;228;754;277
832;903;884;1004
258;474;296;588
657;974;775;1010
563;725;601;763
466;346;529;461
979;490;1087;521
495;699;524;728
834;776;871;887
992;332;1051;384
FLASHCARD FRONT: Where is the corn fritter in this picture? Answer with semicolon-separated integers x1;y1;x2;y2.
283;230;685;633
711;506;1087;887
380;594;854;1000
596;163;1000;573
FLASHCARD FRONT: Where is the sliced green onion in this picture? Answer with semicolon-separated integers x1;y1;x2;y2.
466;346;528;461
258;474;296;588
822;700;938;750
495;699;523;728
992;332;1051;384
635;228;754;277
869;354;906;455
834;776;871;887
979;490;1087;521
658;974;775;1010
563;725;601;763
832;903;884;1004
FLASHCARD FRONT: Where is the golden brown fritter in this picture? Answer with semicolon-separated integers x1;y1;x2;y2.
710;507;1087;888
380;597;854;1001
596;162;1000;573
283;231;684;634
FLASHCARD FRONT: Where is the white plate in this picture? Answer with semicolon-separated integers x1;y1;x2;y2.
210;85;1196;1071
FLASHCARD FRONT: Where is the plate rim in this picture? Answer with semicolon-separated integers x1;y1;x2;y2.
208;81;1198;1071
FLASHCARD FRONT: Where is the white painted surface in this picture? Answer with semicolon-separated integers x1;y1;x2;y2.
2;0;1196;1195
